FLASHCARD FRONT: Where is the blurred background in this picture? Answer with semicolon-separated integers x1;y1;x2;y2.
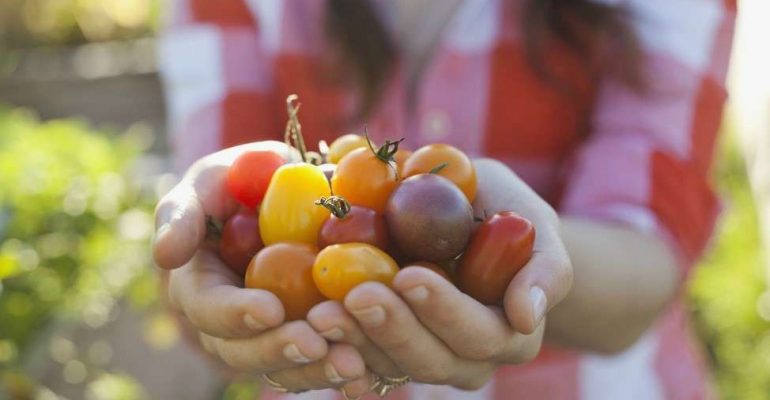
0;0;768;399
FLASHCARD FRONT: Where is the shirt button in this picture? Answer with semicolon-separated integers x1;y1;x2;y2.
421;109;451;141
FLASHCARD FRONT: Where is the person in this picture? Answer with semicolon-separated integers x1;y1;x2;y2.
153;0;736;398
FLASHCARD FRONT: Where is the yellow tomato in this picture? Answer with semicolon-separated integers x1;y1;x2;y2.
327;134;369;164
313;243;400;301
259;163;331;246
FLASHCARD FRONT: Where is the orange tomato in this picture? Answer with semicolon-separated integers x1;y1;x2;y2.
245;243;326;320
402;144;477;202
393;149;412;176
313;243;399;301
331;147;398;213
327;134;369;164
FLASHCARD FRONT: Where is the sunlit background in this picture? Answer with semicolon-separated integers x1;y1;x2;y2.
0;1;768;399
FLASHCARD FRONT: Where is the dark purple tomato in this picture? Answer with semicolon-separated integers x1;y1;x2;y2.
385;174;473;262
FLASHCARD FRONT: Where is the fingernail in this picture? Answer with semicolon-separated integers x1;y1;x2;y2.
402;286;428;303
283;344;311;363
319;327;344;341
341;388;360;400
324;363;347;384
529;286;547;326
243;314;265;331
351;306;385;328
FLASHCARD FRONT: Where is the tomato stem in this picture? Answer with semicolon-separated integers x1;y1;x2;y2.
284;95;323;165
429;163;449;174
315;196;352;219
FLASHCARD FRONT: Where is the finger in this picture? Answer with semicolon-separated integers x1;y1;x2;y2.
153;140;295;270
205;320;328;372
307;301;402;378
170;250;284;338
340;373;376;400
344;282;493;389
264;344;366;392
393;267;528;362
504;225;573;334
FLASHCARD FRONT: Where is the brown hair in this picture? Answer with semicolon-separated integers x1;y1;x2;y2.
325;0;642;117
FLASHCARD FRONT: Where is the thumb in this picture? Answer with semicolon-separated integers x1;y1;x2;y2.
153;185;208;269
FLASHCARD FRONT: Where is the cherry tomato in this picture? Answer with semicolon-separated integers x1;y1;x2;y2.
259;163;331;246
409;261;452;282
402;144;477;202
313;243;399;301
219;212;263;275
331;147;398;213
456;211;535;305
318;205;389;251
227;150;285;209
245;242;326;321
393;149;412;176
327;134;369;164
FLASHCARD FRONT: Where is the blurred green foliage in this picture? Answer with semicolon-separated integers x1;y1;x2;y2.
0;0;160;49
689;128;770;399
0;107;158;399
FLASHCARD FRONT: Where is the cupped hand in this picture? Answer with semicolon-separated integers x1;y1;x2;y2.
154;142;368;393
305;158;573;397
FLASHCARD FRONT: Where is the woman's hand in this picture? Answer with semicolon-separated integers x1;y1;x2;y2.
304;158;573;397
153;142;368;393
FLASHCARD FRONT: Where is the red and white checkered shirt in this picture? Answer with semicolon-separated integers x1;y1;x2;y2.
159;0;735;398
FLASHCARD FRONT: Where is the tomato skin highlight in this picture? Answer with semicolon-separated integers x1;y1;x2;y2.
226;150;285;208
331;147;398;213
313;243;400;301
245;242;326;321
456;211;535;305
327;134;369;164
259;163;331;246
219;212;263;275
318;206;389;251
402;144;477;202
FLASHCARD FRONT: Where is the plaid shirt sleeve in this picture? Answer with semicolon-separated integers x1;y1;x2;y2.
559;0;736;272
158;0;282;172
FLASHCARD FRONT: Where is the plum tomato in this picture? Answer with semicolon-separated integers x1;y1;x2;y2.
259;163;331;246
456;211;535;305
402;144;477;202
327;134;369;164
317;201;389;251
245;242;326;321
331;144;399;213
219;212;263;275
385;174;473;262
313;243;399;301
226;150;285;209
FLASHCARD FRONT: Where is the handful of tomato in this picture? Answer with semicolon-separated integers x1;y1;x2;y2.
216;96;535;321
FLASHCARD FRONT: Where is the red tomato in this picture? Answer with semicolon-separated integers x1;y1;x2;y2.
227;150;285;209
219;212;263;275
318;205;389;251
245;243;326;321
455;211;535;304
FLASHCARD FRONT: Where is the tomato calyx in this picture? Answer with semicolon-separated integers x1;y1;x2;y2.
315;196;352;219
365;129;404;180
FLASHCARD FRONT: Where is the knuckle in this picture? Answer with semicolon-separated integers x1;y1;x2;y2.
461;338;504;361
